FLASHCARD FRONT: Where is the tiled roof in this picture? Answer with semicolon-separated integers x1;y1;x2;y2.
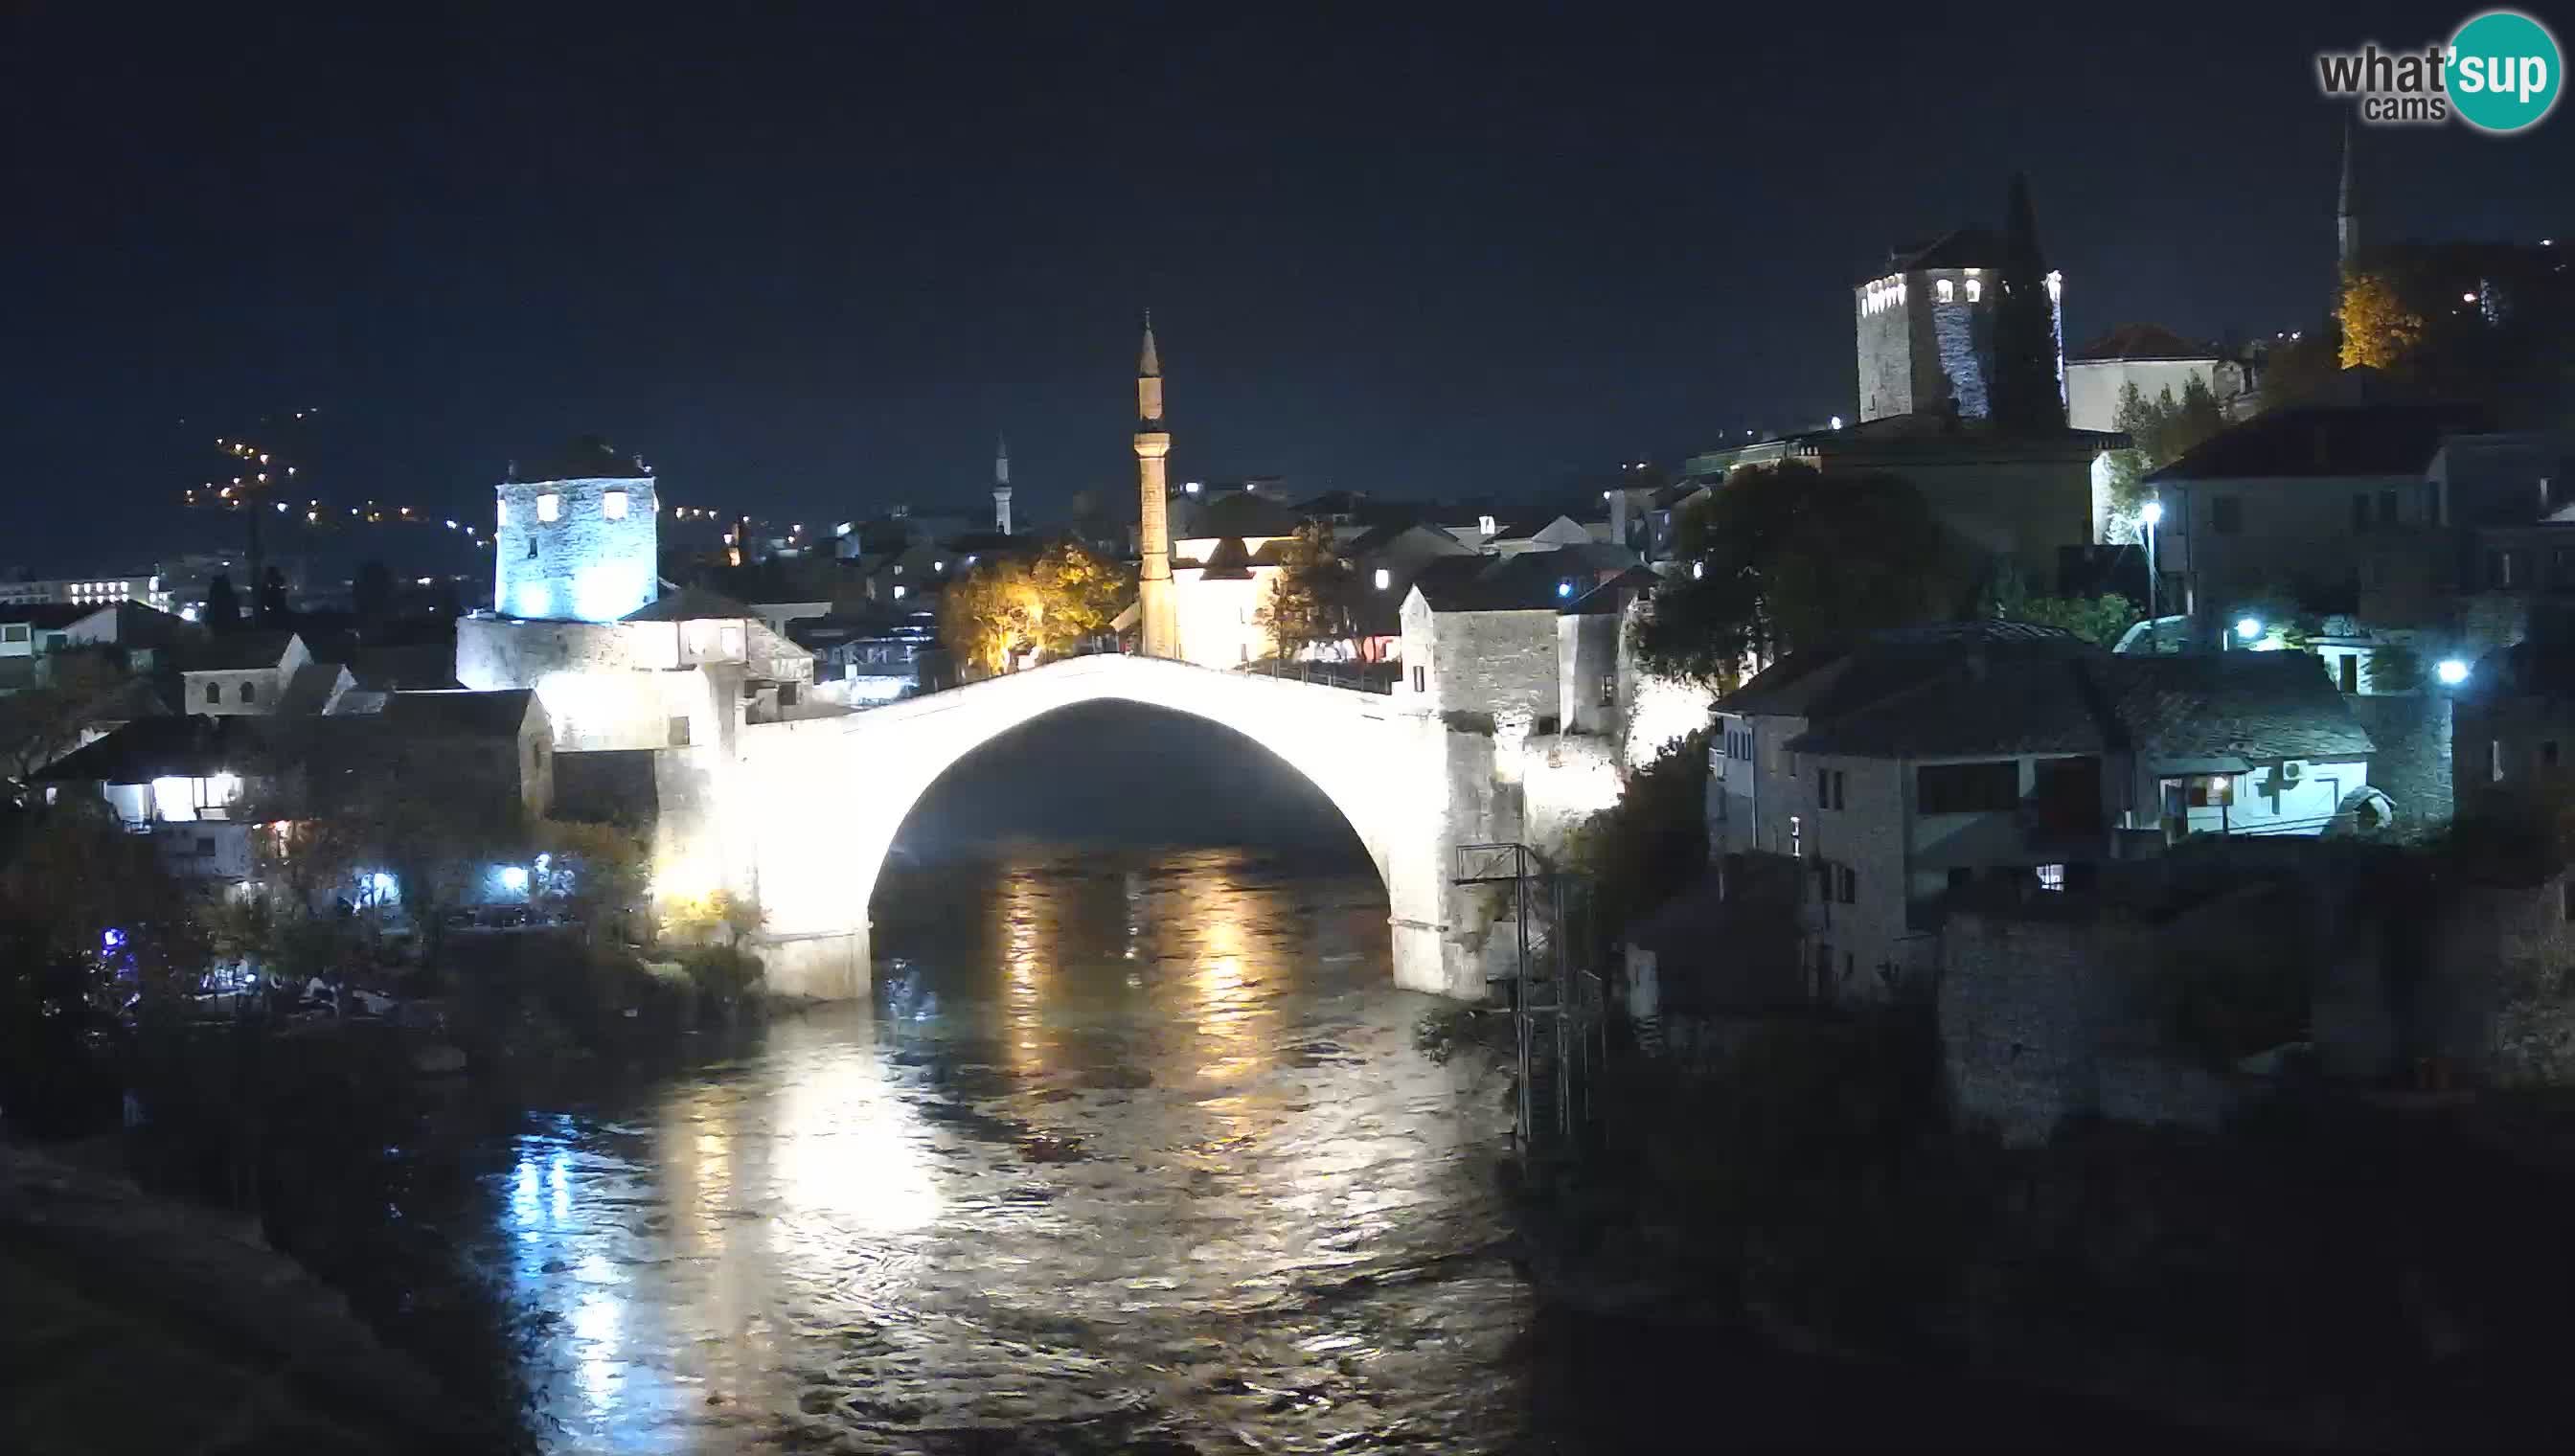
1788;655;2113;758
2070;324;2222;363
1195;536;1258;580
0;603;99;630
179;629;299;672
1722;622;2088;720
1882;227;2009;274
1412;549;1607;613
1561;566;1662;616
2145;402;2491;483
1193;489;1302;539
509;435;650;482
36;715;281;784
378;689;539;739
275;661;349;717
622;586;755;623
2098;652;2372;762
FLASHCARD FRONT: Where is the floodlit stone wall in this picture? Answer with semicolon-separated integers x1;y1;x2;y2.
493;475;659;623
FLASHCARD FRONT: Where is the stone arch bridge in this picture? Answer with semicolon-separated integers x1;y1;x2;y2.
714;654;1535;1001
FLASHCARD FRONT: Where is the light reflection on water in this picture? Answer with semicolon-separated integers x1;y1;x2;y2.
468;847;1522;1453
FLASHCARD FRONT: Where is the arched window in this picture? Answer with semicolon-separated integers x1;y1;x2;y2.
205;681;222;704
239;681;256;704
1936;279;1955;303
1966;279;1983;303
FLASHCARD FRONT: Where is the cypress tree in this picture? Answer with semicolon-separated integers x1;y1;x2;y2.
1989;172;2065;433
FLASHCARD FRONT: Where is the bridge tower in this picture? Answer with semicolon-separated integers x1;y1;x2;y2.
1133;312;1182;659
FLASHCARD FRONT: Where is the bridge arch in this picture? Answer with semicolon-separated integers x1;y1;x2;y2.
726;655;1478;1001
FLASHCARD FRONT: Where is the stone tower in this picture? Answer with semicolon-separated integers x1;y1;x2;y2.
2336;120;2361;272
1133;313;1180;659
992;433;1014;536
492;435;659;623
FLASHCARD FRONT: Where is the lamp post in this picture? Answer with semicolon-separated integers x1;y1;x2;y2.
2140;499;2163;653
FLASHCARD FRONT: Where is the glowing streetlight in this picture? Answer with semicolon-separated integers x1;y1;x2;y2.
2436;658;2471;687
2236;616;2263;643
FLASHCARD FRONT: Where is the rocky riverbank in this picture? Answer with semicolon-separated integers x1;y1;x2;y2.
0;1140;496;1456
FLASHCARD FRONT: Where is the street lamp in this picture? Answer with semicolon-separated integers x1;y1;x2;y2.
2236;616;2264;644
2436;658;2471;687
2140;500;2163;652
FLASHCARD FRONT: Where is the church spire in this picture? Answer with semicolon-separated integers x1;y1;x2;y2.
2336;119;2360;271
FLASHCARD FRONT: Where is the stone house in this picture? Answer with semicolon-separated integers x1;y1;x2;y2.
1400;546;1637;724
1712;624;2377;1003
2452;639;2575;806
369;689;555;821
2062;324;2254;436
178;630;334;717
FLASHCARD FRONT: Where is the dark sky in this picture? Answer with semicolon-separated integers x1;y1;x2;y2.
4;2;2566;571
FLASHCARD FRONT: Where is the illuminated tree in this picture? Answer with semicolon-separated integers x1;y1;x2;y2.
0;648;127;794
2338;268;2426;372
2100;376;2225;539
1029;539;1130;659
1984;574;2139;648
938;557;1043;676
939;540;1132;675
1252;521;1356;664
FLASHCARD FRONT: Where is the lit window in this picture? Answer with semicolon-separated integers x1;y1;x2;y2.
893;584;907;600
2036;864;2066;892
1966;279;1983;303
1478;514;1497;535
1374;568;1391;590
536;493;561;522
603;489;628;519
1936;279;1955;303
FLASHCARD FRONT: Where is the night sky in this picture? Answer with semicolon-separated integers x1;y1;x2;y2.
5;2;2567;571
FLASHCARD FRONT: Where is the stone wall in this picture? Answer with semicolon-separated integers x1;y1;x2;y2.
2425;877;2575;1085
1429;608;1561;724
1855;284;1914;421
2351;692;2453;830
1937;908;2187;1147
493;474;658;622
1558;613;1619;737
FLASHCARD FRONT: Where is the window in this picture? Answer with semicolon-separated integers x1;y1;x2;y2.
603;489;628;520
2210;495;2243;535
1375;568;1392;591
2378;489;2399;526
1834;863;1856;904
1812;767;1853;808
195;836;216;855
1411;666;1426;694
2352;493;2372;532
668;716;692;747
1965;278;1982;303
239;681;256;704
205;681;222;704
1599;674;1617;707
2174;773;2234;808
2;624;26;644
536;492;561;522
2492;739;2505;783
1936;278;1955;303
2036;863;2067;892
1915;761;2018;814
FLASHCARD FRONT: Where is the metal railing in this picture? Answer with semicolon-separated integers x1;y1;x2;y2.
1454;841;1605;1158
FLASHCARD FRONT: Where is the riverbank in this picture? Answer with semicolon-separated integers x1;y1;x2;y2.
0;1139;490;1456
1508;1013;2575;1452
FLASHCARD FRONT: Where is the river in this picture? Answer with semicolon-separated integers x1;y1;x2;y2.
385;842;2218;1454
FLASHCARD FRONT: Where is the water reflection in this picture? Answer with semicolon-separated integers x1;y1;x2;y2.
456;847;1518;1453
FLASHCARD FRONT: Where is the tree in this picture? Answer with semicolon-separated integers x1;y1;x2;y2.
352;559;394;627
1029;539;1130;659
205;573;241;632
2099;376;2226;540
533;819;651;946
1985;574;2139;648
2253;324;2343;414
2363;643;2424;694
938;557;1042;677
0;648;126;794
1560;731;1711;941
257;566;289;625
938;540;1133;676
1636;463;1950;685
2338;268;2426;372
1988;172;2066;434
1252;521;1356;664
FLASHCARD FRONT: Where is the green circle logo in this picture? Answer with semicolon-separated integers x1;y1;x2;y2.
2450;10;2562;133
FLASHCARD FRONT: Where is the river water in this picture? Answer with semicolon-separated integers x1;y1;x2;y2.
439;846;1542;1453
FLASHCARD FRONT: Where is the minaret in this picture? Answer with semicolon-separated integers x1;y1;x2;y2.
2336;120;2360;272
1133;311;1180;659
992;433;1014;536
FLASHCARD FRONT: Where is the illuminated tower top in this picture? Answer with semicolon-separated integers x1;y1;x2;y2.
993;433;1014;536
492;435;660;623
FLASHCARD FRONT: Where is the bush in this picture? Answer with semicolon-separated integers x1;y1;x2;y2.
681;944;763;1005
